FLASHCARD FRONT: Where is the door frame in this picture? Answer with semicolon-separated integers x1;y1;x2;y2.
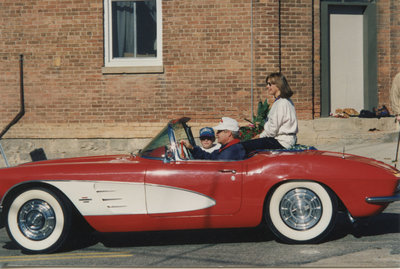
320;1;377;117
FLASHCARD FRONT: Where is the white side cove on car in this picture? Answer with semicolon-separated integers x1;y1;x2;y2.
43;181;216;215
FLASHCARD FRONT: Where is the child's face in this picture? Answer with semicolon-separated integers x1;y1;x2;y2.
200;137;214;149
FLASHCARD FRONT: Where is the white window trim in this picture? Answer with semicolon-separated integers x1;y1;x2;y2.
103;0;163;72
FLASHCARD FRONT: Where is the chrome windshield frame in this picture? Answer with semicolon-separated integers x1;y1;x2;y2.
139;117;194;161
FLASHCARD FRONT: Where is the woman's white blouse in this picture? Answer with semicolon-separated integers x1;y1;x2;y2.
259;98;298;149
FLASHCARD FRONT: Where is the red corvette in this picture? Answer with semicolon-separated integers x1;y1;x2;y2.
0;117;399;253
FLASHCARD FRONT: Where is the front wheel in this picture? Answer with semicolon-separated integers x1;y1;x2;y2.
5;187;73;254
265;181;337;243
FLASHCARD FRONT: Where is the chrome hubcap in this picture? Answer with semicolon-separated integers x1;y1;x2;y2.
18;199;56;240
279;188;322;230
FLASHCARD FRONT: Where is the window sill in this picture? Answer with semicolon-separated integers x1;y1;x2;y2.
102;65;164;74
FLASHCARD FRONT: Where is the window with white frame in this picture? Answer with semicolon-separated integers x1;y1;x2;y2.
103;0;162;72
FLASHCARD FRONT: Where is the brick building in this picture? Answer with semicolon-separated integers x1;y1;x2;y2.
0;0;399;165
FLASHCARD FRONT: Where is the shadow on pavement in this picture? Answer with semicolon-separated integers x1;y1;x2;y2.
96;226;274;248
3;211;398;252
96;210;400;248
328;211;400;241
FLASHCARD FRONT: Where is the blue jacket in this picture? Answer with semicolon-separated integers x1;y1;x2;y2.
192;139;246;160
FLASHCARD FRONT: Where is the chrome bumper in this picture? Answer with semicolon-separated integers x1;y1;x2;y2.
366;193;400;204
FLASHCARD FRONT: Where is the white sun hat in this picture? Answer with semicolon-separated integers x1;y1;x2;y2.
213;117;239;132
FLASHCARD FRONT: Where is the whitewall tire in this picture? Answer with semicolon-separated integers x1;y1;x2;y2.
266;181;337;243
6;188;72;253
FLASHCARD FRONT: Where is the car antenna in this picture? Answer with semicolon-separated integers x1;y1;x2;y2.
0;54;26;168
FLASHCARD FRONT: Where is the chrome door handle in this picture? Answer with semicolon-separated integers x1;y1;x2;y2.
219;169;236;174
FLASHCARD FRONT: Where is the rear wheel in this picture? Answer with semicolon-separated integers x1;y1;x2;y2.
5;187;73;253
266;181;337;243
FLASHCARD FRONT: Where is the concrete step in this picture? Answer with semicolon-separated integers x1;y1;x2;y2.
298;117;399;147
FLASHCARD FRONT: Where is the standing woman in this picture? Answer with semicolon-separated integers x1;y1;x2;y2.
241;72;298;153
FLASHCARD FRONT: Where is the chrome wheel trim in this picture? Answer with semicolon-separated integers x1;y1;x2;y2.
18;199;56;241
279;188;322;231
268;181;334;242
7;189;65;252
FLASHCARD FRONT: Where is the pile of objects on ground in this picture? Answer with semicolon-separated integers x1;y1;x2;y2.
331;105;391;118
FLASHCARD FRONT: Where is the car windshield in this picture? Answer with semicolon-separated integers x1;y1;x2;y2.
139;119;192;159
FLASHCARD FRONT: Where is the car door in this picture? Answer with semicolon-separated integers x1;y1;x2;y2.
144;159;243;216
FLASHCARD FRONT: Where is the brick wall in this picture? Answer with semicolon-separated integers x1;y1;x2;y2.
378;0;400;112
251;0;316;120
0;0;398;140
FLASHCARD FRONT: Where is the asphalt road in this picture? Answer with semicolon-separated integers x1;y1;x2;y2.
0;203;398;268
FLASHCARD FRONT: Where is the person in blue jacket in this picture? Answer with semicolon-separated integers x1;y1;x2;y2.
199;127;221;153
182;117;246;161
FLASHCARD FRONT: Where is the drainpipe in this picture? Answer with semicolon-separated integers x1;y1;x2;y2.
311;0;315;119
251;0;254;121
278;0;281;72
0;54;26;168
0;55;25;140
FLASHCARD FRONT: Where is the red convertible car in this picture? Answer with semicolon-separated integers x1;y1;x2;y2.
0;117;399;253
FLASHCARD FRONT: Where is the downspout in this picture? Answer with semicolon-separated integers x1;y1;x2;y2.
0;55;25;139
251;0;254;121
278;0;281;72
311;0;315;119
0;54;26;168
